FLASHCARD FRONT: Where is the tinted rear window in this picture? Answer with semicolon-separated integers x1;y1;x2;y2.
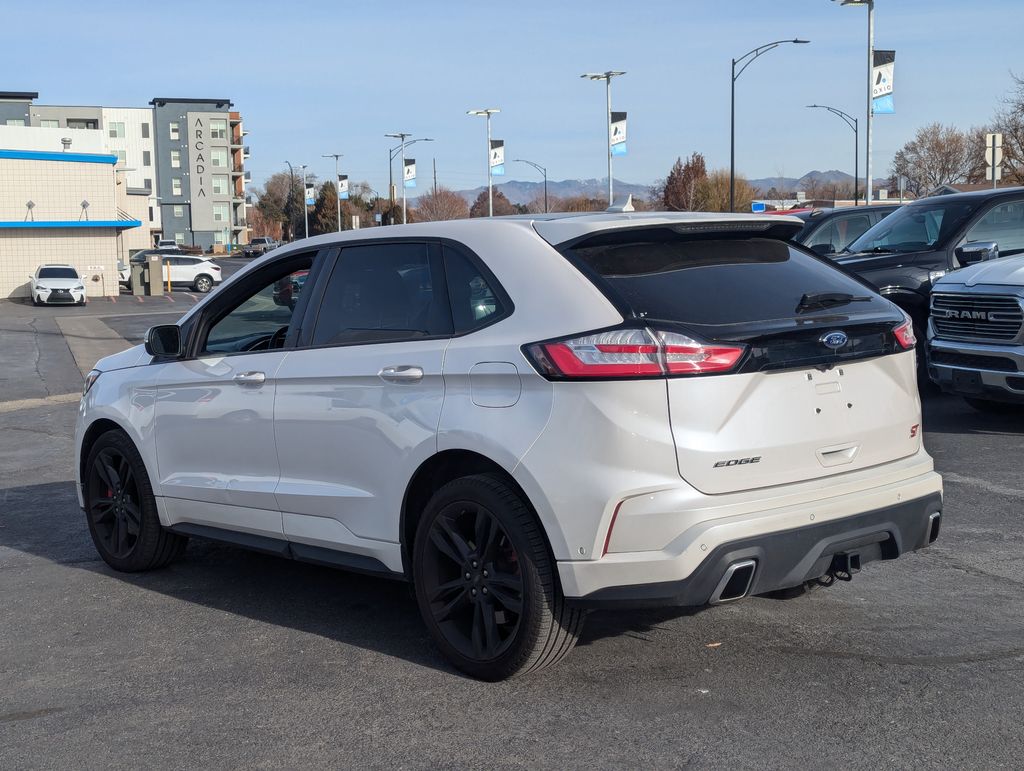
567;235;882;325
38;267;78;279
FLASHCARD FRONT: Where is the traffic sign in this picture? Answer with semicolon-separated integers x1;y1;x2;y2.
985;146;1003;167
986;165;1003;182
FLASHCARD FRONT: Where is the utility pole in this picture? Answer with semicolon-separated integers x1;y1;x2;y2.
468;108;500;216
581;72;625;206
433;157;438;196
322;153;343;231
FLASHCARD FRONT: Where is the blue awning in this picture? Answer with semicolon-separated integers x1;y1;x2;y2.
0;220;142;229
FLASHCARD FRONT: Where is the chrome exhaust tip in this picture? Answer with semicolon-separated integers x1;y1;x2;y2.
709;559;757;605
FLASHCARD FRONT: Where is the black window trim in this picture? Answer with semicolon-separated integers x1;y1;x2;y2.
177;248;327;361
292;236;515;352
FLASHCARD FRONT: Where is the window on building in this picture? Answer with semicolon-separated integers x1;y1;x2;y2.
108;122;125;138
211;148;228;168
141;122;150;138
40;119;59;128
148;206;154;222
142;150;151;166
174;232;185;245
213;203;230;223
114;149;127;163
170;149;181;168
214;230;228;246
172;178;182;196
67;119;98;130
169;122;180;140
5;119;25;126
210;119;227;140
173;205;185;218
144;178;152;190
212;175;229;195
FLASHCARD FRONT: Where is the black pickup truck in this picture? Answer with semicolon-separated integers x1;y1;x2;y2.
832;187;1024;349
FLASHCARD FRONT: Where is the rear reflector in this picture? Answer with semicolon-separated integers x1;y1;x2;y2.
527;326;745;380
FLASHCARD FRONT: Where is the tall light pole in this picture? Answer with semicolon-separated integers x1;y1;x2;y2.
514;158;548;213
581;71;625;206
467;108;500;216
322;152;343;231
385;133;433;224
807;104;859;205
834;0;875;205
730;39;810;212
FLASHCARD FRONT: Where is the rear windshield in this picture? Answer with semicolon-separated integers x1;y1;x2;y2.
566;234;883;326
38;267;78;279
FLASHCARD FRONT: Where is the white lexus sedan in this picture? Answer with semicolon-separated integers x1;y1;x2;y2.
74;214;942;680
30;264;87;305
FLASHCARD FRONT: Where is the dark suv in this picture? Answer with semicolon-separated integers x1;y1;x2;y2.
833;188;1024;345
790;204;900;256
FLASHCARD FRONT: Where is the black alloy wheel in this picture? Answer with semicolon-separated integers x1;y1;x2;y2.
83;430;187;571
421;502;525;662
413;474;585;680
87;446;142;559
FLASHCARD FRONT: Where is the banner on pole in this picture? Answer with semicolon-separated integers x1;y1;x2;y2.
337;174;349;200
304;182;315;206
490;139;505;176
872;50;895;115
404;159;416;189
610;111;627;156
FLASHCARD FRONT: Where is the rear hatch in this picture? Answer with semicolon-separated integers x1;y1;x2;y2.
556;226;921;495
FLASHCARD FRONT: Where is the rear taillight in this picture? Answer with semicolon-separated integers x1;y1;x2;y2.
526;327;746;380
894;317;916;350
210;265;221;272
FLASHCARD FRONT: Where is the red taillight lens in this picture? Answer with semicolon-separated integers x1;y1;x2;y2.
210;265;221;271
894;318;917;350
527;327;745;379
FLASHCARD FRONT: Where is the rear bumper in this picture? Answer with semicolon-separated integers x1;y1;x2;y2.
928;338;1024;403
558;469;943;608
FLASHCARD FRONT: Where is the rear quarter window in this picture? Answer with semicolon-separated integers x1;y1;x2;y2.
565;232;886;326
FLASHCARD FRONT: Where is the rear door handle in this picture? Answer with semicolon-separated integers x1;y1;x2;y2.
233;371;266;386
379;365;424;383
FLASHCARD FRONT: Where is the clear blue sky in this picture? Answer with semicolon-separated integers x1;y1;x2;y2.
3;0;1020;193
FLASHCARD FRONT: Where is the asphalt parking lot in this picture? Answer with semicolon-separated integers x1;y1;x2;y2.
1;282;1023;768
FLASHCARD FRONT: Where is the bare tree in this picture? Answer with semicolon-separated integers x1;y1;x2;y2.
415;187;470;221
992;71;1024;185
696;169;754;213
890;123;977;196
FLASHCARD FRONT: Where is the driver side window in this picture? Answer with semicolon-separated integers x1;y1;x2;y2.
964;199;1024;257
202;258;313;355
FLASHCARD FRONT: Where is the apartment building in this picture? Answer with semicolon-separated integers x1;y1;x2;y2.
0;91;249;250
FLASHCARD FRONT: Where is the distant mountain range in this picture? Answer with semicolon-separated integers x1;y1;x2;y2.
416;170;892;206
748;170;891;195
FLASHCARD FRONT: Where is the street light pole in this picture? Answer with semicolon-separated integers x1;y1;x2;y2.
807;104;859;205
730;39;810;212
322;153;343;231
386;134;434;225
300;164;308;238
835;0;875;205
581;71;625;206
467;108;500;216
514;158;548;213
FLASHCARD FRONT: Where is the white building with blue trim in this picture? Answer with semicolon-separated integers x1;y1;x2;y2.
0;128;141;299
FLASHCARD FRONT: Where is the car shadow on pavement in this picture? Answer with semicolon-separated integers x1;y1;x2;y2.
2;480;706;677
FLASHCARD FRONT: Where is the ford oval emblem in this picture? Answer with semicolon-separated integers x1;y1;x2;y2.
820;331;849;350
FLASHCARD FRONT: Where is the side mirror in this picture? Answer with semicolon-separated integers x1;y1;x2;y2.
809;243;833;256
144;325;182;357
956;241;999;265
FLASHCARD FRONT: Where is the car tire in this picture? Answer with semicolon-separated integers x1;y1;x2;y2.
193;275;213;293
412;473;585;681
964;397;1024;414
83;429;187;572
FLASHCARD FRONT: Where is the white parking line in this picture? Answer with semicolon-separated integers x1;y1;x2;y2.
0;392;80;414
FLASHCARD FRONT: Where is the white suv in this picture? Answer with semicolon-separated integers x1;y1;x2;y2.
75;214;943;680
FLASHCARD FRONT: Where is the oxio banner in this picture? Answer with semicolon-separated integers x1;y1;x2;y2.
872;50;895;115
610;111;627;156
490;140;505;176
404;159;416;188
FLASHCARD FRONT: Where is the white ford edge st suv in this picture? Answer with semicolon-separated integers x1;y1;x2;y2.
75;213;943;680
